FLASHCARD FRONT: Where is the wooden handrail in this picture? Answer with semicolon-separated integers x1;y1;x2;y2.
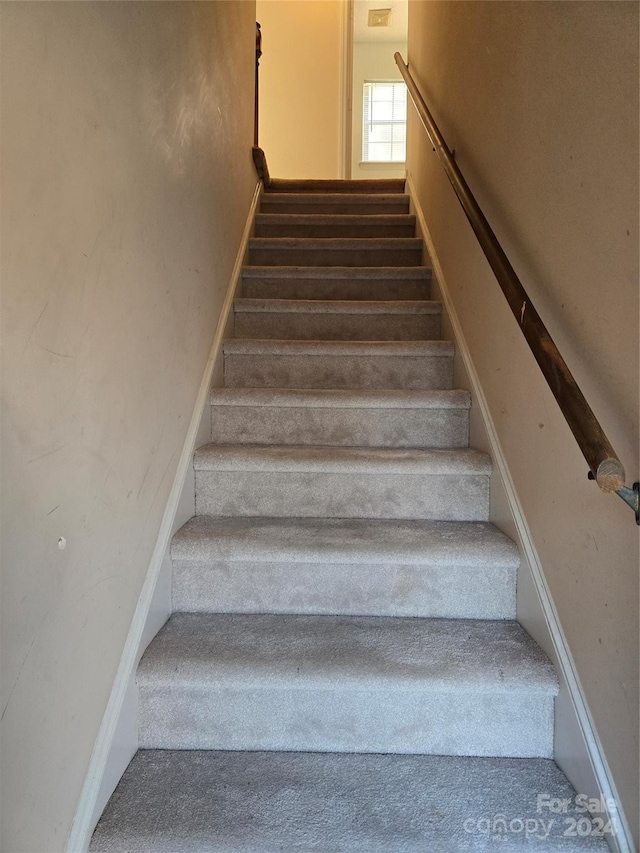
254;22;262;148
252;22;270;186
395;52;635;504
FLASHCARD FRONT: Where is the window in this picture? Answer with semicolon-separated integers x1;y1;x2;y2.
362;81;407;163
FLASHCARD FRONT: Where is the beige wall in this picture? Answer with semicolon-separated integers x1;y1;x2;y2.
257;0;344;179
351;40;407;180
0;3;256;851
407;0;638;841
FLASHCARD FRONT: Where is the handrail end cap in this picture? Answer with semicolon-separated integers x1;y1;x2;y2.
595;458;626;493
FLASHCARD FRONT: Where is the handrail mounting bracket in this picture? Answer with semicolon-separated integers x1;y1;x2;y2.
588;473;639;524
618;482;640;525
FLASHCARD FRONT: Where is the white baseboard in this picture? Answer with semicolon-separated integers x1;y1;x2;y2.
66;179;262;853
406;172;634;853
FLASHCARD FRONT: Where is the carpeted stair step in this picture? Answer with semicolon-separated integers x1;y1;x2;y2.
136;613;557;755
254;213;416;239
242;265;432;300
259;191;410;215
265;177;406;194
248;237;423;267
209;388;469;447
233;298;441;340
171;516;518;618
89;172;582;852
90;750;608;853
193;445;491;520
223;340;454;390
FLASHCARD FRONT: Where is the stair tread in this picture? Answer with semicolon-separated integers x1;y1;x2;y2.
242;265;432;279
223;338;453;355
171;517;516;618
233;298;440;314
193;444;491;474
255;213;415;224
210;387;469;408
172;516;518;566
249;236;422;248
90;750;606;853
223;339;454;391
209;389;469;449
261;192;410;204
254;215;417;239
137;613;558;693
241;267;433;301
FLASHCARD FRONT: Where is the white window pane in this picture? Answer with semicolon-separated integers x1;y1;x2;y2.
362;80;407;162
367;142;393;161
371;100;394;121
369;124;393;143
371;84;395;101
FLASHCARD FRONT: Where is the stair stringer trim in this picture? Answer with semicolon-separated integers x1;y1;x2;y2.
406;172;633;853
66;179;263;853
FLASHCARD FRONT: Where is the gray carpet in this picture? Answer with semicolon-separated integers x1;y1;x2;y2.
90;180;607;850
136;613;556;756
170;517;518;618
193;445;491;521
241;264;432;301
90;751;609;852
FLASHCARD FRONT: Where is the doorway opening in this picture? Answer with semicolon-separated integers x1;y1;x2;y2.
349;0;408;180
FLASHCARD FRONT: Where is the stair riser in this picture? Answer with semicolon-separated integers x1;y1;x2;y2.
210;405;469;447
172;559;516;619
254;223;416;239
242;277;430;300
233;311;440;341
267;179;406;193
194;470;490;520
138;687;554;757
224;353;454;390
259;201;409;215
248;246;423;267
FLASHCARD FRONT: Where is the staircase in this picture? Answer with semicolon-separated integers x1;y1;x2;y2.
91;179;608;851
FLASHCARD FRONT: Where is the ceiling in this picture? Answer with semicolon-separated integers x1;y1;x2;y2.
353;0;408;44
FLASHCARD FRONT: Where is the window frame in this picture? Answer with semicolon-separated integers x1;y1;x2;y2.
361;79;407;165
